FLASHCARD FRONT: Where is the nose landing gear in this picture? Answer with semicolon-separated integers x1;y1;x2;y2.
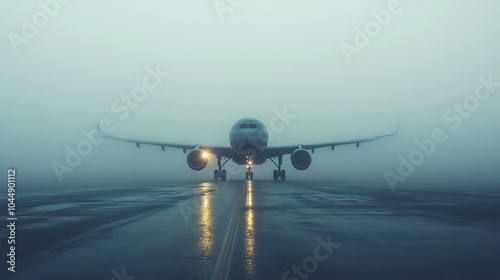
245;157;254;180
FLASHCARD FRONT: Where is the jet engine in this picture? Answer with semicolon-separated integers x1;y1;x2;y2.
187;149;208;171
290;149;312;170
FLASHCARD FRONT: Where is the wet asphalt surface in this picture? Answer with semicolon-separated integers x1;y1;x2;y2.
1;180;499;280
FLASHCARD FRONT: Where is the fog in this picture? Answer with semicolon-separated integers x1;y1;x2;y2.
1;0;499;191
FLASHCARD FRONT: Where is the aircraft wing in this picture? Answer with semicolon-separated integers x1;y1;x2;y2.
97;123;232;157
266;124;399;158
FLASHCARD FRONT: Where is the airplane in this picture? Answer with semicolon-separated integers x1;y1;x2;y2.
98;118;398;181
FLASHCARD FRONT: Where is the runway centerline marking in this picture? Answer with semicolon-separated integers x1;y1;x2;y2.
213;181;247;280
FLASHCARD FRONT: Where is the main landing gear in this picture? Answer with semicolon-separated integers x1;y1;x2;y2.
214;155;229;182
270;155;286;181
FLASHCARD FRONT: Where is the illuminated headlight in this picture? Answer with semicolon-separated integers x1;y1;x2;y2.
187;149;208;171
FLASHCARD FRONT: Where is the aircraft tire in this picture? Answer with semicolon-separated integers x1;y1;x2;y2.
273;170;278;181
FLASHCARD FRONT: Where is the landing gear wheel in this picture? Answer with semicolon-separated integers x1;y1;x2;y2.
273;169;286;180
271;156;286;181
214;169;227;182
220;170;227;182
250;172;253;180
214;155;229;182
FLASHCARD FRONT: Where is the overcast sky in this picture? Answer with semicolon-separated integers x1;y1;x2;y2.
1;0;499;190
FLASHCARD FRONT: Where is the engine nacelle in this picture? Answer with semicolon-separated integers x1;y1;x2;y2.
187;149;208;171
291;149;312;170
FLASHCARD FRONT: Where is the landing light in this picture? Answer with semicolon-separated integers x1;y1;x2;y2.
202;152;208;158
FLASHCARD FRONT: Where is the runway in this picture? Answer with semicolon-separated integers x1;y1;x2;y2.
1;181;499;280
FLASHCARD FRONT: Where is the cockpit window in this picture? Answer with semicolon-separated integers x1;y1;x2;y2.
238;123;261;129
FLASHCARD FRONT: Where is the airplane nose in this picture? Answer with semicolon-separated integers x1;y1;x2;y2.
233;130;267;157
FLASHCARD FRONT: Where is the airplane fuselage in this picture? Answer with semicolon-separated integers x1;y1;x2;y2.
229;118;268;165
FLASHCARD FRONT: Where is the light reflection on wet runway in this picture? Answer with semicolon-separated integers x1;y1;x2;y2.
244;181;256;279
198;183;214;275
0;181;498;280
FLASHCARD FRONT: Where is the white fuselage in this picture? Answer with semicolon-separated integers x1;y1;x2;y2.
229;118;269;163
